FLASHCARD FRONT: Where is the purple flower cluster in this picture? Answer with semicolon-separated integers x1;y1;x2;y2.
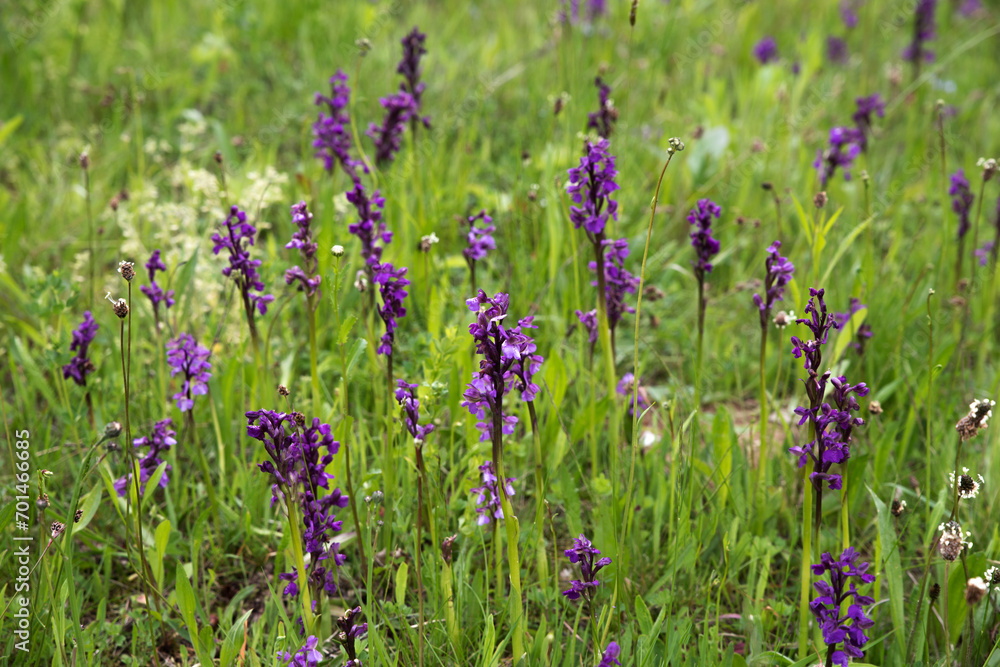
249;410;349;599
285;201;321;300
277;635;323;667
903;0;937;63
566;138;619;238
587;77;617;139
114;418;176;497
462;210;496;264
461;291;541;440
140;250;175;319
367;91;417;167
588;238;638;333
950;169;974;240
840;0;861;28
575;308;599;347
789;289;870;490
814;127;862;187
688;199;722;278
562;534;612;601
346;184;391;268
166;333;212;412
398;27;431;130
753;37;778;64
852;94;885;152
599;642;622;667
752;241;795;328
374;263;409;357
470;460;515;526
566;0;607;23
62;311;98;386
396;379;435;443
833;298;873;355
827;37;848;65
810;548;876;667
211;205;274;316
313;70;365;181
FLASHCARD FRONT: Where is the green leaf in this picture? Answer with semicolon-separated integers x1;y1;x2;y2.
635;594;653;634
0;115;23;149
219;609;254;667
142;461;169;506
345;338;368;381
831;307;867;365
819;215;873;288
867;486;904;647
712;405;734;511
73;484;102;532
337;314;357;345
395;562;409;607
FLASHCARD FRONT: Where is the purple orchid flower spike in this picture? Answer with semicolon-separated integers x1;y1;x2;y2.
114;418;176;497
810;548;876;667
62;311;99;387
166;333;212;412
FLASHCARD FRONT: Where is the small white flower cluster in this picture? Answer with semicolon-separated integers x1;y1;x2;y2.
773;310;795;329
939;522;974;550
949;467;985;499
970;399;995;429
984;566;1000;592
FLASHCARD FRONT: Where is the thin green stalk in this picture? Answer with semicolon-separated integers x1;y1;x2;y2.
755;328;768;534
493;400;524;661
284;500;316;632
798;437;815;659
926;290;935;515
84;162;94;309
528;401;549;588
307;296;321;415
415;445;426;667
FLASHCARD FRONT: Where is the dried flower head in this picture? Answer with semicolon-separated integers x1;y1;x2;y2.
354;269;368;293
79;153;90;170
890;498;906;516
949;467;984;499
773;309;795;329
868;400;883;415
955;398;995;441
938;520;972;561
105;293;129;319
977;157;999;182
814;191;829;208
117;260;135;283
51;521;66;538
104;421;123;439
966;577;988;605
441;534;458;564
74;508;83;523
419;233;439;252
929;582;941;601
667;137;685;155
36;494;49;510
984;566;1000;589
278;385;290;397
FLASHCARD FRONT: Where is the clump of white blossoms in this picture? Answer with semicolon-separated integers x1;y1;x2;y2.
949;467;984;499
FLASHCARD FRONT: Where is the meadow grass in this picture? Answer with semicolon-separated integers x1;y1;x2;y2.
2;0;1000;665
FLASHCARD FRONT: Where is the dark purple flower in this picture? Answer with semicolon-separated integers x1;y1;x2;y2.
598;642;622;667
617;373;650;416
788;289;870;490
833;298;873;355
562;534;612;601
461;291;540;440
976;241;994;266
166;333;212;412
587;76;617;139
114;418;176;497
753;240;795;328
397;27;431;130
903;0;937;63
211;205;275;316
366;91;417;167
470;460;515;526
139;250;175;319
589;237;639;334
809;548;876;667
462;210;496;264
396;379;435;442
852;94;885;152
753;37;779;64
374;263;409;357
285;201;322;300
575;309;599;347
688;199;722;278
840;0;861;27
276;635;323;667
959;0;982;17
346;184;391;267
62;311;98;386
250;410;347;599
827;36;848;65
813;127;862;187
335;606;367;667
950;169;974;240
566;138;619;238
313;70;365;182
566;0;607;23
